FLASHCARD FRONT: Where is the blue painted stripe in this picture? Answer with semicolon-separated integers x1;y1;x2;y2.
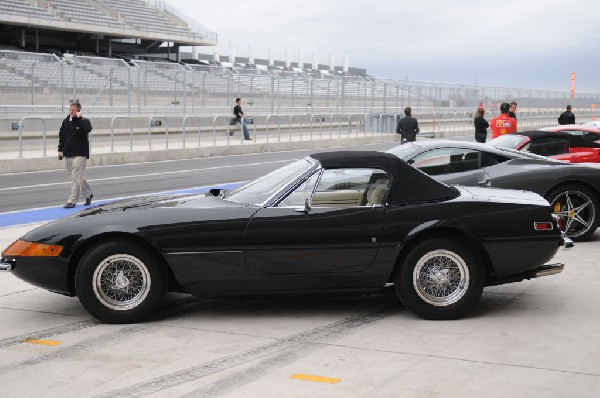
0;182;243;229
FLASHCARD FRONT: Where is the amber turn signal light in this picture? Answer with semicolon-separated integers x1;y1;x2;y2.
2;240;63;257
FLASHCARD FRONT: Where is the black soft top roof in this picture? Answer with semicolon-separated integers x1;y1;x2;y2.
310;151;459;204
515;131;600;148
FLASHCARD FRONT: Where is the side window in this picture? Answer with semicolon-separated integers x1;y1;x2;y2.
583;132;600;142
311;168;390;207
480;152;505;167
527;138;569;156
411;148;483;175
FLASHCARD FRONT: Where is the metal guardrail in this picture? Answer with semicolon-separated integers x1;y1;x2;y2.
5;111;600;159
110;116;133;152
17;117;47;158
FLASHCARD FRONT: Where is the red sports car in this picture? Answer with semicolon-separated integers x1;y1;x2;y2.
582;121;600;129
539;125;600;143
489;131;600;163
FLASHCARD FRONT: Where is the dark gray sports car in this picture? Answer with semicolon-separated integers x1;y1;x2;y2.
387;139;600;240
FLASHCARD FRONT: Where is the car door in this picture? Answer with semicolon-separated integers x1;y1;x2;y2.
244;167;389;275
408;147;492;186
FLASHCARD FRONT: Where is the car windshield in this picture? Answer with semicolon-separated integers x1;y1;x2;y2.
224;158;315;205
488;134;528;149
385;142;421;159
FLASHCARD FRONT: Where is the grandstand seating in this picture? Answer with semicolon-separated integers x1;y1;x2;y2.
0;48;428;111
0;0;58;21
0;0;205;40
47;0;126;28
97;0;193;37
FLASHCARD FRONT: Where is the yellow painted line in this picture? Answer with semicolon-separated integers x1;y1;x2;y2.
23;339;62;346
289;373;341;384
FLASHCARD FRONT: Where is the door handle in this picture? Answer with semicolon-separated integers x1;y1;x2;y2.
477;179;491;186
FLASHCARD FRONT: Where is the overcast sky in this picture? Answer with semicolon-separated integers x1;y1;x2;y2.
166;0;600;93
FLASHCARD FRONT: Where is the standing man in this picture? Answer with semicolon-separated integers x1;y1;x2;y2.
508;101;518;120
396;106;420;143
233;98;252;141
490;102;517;139
473;107;489;143
558;105;576;125
58;101;93;208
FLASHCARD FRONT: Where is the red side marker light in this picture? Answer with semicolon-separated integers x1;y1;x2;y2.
534;222;553;231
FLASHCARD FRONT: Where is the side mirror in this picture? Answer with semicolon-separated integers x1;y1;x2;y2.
294;197;312;213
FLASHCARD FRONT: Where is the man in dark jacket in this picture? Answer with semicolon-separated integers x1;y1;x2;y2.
558;105;576;125
233;98;252;140
396;106;420;143
57;102;93;208
508;102;517;119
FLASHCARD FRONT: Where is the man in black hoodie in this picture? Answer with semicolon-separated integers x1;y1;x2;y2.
57;102;93;208
558;105;576;125
396;106;420;143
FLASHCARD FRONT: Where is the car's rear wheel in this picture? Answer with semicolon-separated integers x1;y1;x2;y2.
76;241;166;324
394;238;484;320
547;184;599;241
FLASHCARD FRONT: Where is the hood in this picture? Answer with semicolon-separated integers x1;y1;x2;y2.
457;185;548;206
75;193;246;218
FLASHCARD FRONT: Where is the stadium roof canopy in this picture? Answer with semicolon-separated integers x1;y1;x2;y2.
0;0;217;59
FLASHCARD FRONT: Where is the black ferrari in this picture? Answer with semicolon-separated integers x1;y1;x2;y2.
1;151;567;323
388;140;600;241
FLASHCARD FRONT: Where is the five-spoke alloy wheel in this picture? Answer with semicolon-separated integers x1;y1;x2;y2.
547;184;599;241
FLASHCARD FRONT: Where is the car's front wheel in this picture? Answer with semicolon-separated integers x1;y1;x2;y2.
395;238;485;320
547;184;599;241
75;241;166;324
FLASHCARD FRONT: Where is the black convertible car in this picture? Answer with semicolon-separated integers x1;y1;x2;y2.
1;151;567;323
388;140;600;241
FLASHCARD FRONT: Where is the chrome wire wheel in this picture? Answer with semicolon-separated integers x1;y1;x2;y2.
551;189;595;239
413;249;469;307
92;254;151;311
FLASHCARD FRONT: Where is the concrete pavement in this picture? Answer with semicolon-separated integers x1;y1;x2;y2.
0;222;598;397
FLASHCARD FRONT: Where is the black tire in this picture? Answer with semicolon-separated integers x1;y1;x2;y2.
394;238;484;320
75;241;166;324
546;184;599;241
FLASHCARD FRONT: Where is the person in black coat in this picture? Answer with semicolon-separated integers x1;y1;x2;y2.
396;106;419;143
508;101;517;120
558;105;576;125
57;102;93;208
473;107;489;143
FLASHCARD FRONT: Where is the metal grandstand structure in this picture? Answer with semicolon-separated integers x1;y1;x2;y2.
0;0;216;56
0;1;599;119
1;48;600;118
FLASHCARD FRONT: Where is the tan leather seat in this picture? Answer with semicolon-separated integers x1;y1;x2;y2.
365;178;389;205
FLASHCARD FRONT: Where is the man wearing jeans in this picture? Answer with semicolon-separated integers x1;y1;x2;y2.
233;98;252;140
57;102;93;208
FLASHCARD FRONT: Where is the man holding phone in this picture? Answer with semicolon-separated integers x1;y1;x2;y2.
57;101;93;208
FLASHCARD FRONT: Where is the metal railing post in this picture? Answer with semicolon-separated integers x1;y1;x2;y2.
110;116;133;152
183;115;201;148
17;117;47;158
